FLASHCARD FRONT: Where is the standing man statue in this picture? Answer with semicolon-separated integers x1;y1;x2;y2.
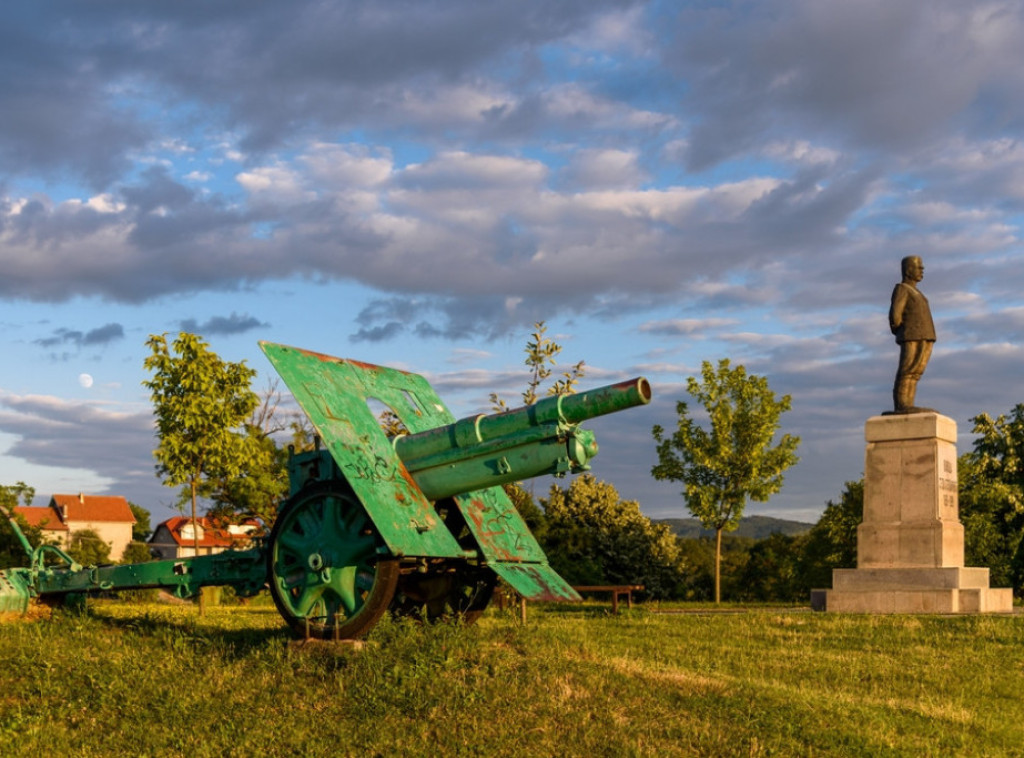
888;255;936;413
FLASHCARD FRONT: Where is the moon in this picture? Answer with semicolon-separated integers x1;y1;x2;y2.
78;373;94;388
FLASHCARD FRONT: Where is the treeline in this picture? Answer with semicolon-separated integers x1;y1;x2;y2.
513;476;864;602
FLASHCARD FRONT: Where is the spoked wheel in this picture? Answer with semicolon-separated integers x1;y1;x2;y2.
267;484;398;640
391;562;497;625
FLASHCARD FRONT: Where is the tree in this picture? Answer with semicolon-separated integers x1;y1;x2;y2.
67;529;111;566
958;406;1024;592
143;333;260;559
489;321;585;411
200;379;315;529
121;541;154;564
541;475;686;599
503;482;546;541
652;359;800;603
798;480;863;590
0;482;47;569
737;532;804;602
129;502;152;542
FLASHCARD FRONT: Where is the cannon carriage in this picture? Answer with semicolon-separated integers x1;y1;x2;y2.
0;342;651;639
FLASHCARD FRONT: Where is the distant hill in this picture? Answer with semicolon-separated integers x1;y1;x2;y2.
656;515;813;540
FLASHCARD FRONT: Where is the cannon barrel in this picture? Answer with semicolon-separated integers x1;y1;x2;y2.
393;377;651;500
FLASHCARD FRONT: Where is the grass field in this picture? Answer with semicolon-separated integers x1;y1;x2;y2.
1;598;1022;757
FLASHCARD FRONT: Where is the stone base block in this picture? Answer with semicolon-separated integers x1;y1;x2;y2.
815;567;1013;614
819;587;1012;614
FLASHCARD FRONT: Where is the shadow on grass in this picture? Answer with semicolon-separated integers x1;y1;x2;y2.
85;602;295;655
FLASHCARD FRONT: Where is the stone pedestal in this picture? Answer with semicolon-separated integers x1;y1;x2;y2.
812;413;1012;614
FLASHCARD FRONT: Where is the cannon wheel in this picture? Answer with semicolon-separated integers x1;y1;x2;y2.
391;562;497;625
267;483;398;640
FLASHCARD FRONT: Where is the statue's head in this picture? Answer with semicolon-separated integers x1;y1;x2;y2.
901;255;924;281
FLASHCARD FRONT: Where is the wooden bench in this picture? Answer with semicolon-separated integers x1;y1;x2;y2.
572;585;645;614
493;583;645;623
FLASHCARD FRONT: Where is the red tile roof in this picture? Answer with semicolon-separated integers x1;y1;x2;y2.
50;494;136;524
13;506;69;531
13;494;136;532
155;516;257;549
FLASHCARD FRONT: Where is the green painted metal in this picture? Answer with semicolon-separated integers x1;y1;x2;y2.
267;484;399;639
394;377;650;464
30;550;267;599
260;342;467;559
0;569;31;614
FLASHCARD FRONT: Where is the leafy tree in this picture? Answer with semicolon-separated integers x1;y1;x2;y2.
143;333;260;556
652;359;800;603
0;481;35;508
541;474;686;599
798;480;863;590
958;406;1024;591
737;532;804;602
0;482;48;569
503;482;547;541
129;502;152;542
202;428;288;528
205;379;300;528
121;541;154;564
67;528;111;566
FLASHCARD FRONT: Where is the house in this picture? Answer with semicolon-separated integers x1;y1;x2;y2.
15;493;136;561
148;516;258;560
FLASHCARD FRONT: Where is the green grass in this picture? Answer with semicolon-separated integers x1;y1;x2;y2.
1;599;1022;756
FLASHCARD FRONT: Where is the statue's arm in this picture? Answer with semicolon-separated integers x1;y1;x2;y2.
889;284;907;334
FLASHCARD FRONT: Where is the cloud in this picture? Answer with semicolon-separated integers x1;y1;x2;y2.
34;323;125;349
639;318;741;336
0;1;1020;351
179;313;269;336
668;0;1024;170
0;1;636;188
0;392;164;507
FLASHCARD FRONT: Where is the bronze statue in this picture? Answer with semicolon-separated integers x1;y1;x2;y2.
888;255;935;413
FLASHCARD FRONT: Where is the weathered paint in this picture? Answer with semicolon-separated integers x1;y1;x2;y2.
261;342;468;558
260;342;585;600
0;569;31;614
492;562;580;602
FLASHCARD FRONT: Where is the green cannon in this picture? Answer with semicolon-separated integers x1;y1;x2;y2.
0;342;651;639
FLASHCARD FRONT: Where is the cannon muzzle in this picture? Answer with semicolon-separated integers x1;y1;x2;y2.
393;377;651;500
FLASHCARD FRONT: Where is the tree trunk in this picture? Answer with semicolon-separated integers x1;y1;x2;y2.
192;480;205;617
714;526;722;604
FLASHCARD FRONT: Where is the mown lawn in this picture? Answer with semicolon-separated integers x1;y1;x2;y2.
1;598;1022;757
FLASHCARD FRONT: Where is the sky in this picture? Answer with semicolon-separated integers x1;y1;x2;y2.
2;0;1024;528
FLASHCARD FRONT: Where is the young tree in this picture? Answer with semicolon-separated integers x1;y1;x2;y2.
652;358;800;603
489;321;585;411
199;379;294;528
143;333;260;559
